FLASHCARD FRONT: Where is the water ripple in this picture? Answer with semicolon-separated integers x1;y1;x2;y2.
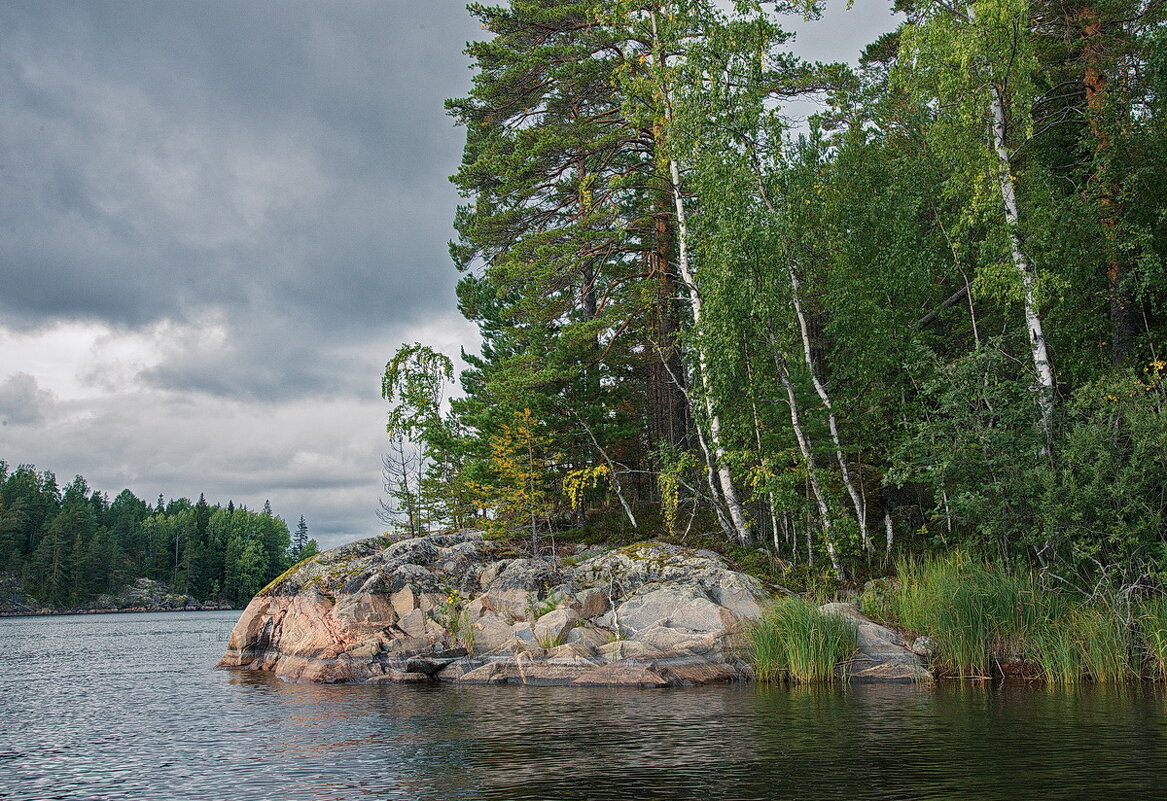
0;612;1164;800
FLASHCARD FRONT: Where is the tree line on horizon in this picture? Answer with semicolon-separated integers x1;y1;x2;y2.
380;0;1167;586
0;461;318;609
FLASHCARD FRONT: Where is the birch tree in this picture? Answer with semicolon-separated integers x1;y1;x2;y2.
897;0;1058;444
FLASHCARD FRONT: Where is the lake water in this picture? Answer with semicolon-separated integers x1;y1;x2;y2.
0;611;1164;800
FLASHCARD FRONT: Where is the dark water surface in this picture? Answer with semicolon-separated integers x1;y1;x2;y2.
1;611;1164;800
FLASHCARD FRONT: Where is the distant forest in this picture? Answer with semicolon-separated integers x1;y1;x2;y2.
0;461;318;609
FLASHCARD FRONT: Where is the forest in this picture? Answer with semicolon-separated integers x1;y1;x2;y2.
0;462;317;609
380;0;1167;590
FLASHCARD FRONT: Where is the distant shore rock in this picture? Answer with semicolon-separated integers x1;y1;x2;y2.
0;576;232;617
218;531;770;687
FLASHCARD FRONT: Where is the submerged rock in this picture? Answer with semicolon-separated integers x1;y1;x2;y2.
219;532;764;687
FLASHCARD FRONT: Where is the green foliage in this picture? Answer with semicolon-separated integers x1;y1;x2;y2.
1024;617;1082;685
1138;596;1167;680
748;597;858;683
885;551;1147;682
1038;365;1167;576
889;339;1045;558
656;444;698;538
886;553;1034;677
418;0;1167;586
470;409;558;549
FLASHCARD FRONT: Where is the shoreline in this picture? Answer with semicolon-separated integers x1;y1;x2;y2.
0;604;236;619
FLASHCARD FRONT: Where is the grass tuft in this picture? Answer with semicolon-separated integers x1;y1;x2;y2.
748;597;858;683
885;553;1030;677
884;551;1143;683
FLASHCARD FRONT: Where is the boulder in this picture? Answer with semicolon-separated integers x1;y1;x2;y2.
598;640;663;661
635;624;716;655
819;602;931;684
456;657;598;685
574;588;611;620
572;663;672;688
472;615;518;654
532;607;579;646
566;624;610;649
333;593;396;626
614;584;729;635
571;542;767;611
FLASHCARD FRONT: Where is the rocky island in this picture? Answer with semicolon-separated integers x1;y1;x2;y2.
219;530;928;687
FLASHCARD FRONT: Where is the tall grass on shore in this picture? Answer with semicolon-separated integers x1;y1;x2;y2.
883;553;1034;678
1025;607;1134;684
1139;596;1167;679
748;597;858;683
878;552;1155;682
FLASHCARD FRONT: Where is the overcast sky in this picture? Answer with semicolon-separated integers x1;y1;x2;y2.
0;1;897;550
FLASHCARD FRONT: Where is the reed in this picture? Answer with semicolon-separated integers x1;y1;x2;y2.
1024;618;1081;684
1073;606;1134;683
1139;596;1167;679
885;552;1143;682
748;597;858;683
886;553;1030;677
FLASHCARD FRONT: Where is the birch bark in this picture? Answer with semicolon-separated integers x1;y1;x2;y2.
650;7;754;546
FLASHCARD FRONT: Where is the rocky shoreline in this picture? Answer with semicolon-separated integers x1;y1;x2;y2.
0;576;233;617
0;604;234;618
218;531;930;687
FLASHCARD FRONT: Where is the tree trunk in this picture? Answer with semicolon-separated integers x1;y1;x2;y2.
1081;8;1136;366
753;167;868;549
651;8;752;546
988;80;1057;447
667;158;754;546
773;347;846;578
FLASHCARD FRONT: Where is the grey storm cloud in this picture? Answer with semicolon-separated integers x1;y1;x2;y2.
0;373;57;426
0;1;896;549
0;1;486;546
0;0;481;350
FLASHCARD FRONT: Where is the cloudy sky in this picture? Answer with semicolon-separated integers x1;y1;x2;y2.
0;1;896;549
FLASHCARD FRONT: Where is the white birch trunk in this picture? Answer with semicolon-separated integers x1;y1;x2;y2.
693;411;736;538
749;160;868;549
786;261;869;548
961;3;1056;445
988;81;1056;445
774;350;846;578
668;156;754;546
656;349;735;539
650;9;753;546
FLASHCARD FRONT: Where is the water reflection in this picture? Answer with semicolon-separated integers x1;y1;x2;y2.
1;612;1164;800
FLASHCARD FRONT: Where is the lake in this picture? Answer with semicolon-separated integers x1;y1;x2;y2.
0;610;1164;800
